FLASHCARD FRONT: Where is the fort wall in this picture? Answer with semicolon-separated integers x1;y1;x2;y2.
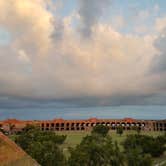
0;118;166;133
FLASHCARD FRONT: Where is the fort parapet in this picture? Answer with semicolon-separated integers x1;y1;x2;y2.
0;118;166;133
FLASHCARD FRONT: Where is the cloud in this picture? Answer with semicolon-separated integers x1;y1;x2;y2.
0;27;11;46
0;0;54;54
78;0;111;37
154;4;160;13
152;17;166;74
148;18;166;98
0;0;166;107
155;17;166;32
18;49;30;63
111;16;125;30
137;10;149;21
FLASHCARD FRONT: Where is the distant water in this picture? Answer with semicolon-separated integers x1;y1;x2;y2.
0;106;166;120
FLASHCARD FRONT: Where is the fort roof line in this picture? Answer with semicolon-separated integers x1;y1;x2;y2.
1;117;166;122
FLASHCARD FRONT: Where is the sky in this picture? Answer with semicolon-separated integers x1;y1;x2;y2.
0;0;166;108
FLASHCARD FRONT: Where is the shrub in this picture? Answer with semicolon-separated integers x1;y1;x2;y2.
92;125;109;137
116;126;123;136
15;125;66;166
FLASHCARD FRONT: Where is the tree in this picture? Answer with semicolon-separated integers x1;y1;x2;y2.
132;126;141;134
123;133;166;161
28;141;66;166
68;135;125;166
15;125;66;166
91;124;109;137
116;126;123;136
126;148;152;166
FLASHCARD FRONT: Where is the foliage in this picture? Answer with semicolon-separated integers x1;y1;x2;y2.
131;126;141;134
68;135;124;166
91;124;109;137
126;148;152;166
14;125;166;166
123;134;166;157
15;125;66;166
68;128;125;166
116;126;123;136
122;134;166;166
68;131;166;166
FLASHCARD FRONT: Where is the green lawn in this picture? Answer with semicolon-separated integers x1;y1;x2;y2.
57;130;164;148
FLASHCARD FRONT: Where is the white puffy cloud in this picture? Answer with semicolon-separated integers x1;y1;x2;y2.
0;0;166;106
0;0;54;54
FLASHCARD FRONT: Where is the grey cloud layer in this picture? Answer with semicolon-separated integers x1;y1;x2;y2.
153;28;166;72
0;0;166;107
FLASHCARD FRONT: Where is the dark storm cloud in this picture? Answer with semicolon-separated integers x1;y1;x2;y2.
1;93;166;109
78;0;111;37
0;96;76;109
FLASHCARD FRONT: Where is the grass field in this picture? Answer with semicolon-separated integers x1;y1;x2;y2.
57;130;164;149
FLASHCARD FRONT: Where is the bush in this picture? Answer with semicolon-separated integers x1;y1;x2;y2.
68;135;124;166
15;125;66;166
116;126;123;136
126;148;152;166
92;125;109;137
123;134;166;158
131;126;141;134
